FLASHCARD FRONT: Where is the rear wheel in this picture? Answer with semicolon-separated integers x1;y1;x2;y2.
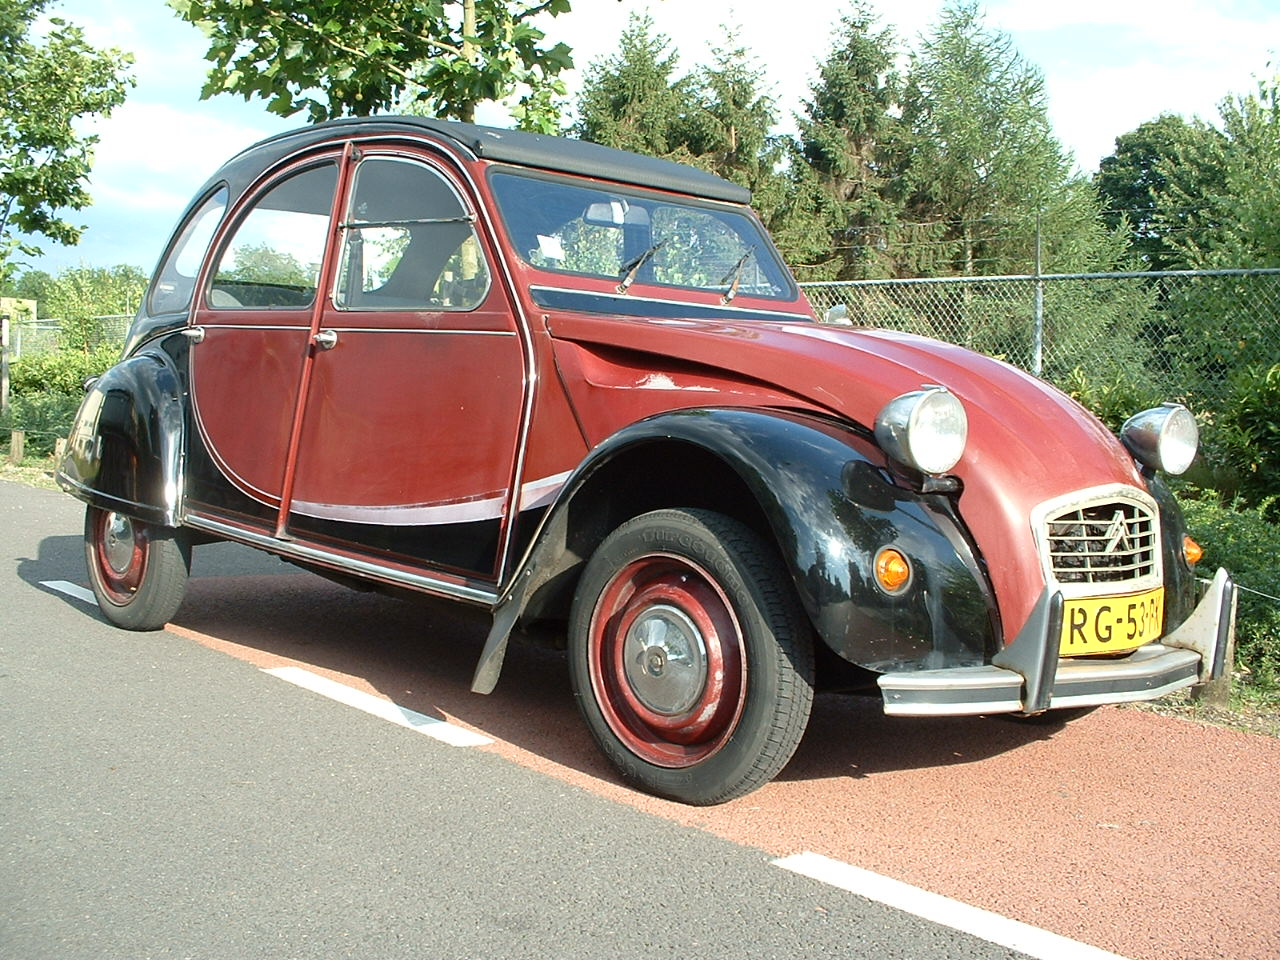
568;509;814;805
85;505;190;630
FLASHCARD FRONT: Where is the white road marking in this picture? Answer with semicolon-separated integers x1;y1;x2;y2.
773;852;1130;960
263;666;493;747
41;580;98;605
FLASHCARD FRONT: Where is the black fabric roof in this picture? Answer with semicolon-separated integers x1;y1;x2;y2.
216;115;752;205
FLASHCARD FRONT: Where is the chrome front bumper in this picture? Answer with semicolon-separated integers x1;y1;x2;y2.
878;568;1237;717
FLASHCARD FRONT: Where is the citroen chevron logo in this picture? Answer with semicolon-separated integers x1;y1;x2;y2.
1102;510;1131;556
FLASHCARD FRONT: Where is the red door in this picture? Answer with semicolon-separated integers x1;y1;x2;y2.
188;158;341;518
282;153;527;579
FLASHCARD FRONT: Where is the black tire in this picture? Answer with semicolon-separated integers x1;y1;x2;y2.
568;508;814;805
84;505;190;630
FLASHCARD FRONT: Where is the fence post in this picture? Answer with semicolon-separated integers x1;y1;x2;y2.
1032;212;1044;377
1;311;10;416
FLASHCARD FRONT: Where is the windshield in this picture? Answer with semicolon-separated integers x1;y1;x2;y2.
488;170;794;301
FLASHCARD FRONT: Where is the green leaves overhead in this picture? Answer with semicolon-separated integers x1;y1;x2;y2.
167;0;573;127
0;0;134;271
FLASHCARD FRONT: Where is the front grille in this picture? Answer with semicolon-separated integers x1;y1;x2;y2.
1045;499;1158;585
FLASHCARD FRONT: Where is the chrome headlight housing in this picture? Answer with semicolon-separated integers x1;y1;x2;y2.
1120;403;1198;475
874;386;968;475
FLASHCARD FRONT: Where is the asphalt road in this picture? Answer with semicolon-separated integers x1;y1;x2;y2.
5;479;1278;960
3;481;1027;960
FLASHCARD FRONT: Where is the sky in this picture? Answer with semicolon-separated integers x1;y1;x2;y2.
16;0;1280;278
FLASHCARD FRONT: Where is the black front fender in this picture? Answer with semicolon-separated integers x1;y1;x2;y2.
56;349;185;527
473;407;997;692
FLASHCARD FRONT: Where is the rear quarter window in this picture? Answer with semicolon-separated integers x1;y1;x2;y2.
147;186;228;315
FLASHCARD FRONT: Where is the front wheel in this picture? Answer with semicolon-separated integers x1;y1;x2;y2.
568;509;814;805
85;506;190;630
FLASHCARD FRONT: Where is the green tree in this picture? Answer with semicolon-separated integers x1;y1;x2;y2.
573;14;697;158
167;0;573;129
573;16;831;277
0;0;133;275
1093;114;1225;272
1;267;56;316
1168;76;1280;269
897;1;1077;277
683;29;778;188
42;263;147;355
221;242;314;288
1159;82;1280;402
794;2;905;279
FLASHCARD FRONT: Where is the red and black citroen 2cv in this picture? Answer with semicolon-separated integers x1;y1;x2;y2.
58;117;1236;804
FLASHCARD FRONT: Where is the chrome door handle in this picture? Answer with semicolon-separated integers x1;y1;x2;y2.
313;329;339;350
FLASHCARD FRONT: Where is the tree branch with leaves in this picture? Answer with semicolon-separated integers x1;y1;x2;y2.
0;0;134;277
167;0;574;131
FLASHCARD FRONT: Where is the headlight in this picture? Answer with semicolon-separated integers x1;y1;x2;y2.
1120;403;1198;475
874;386;968;475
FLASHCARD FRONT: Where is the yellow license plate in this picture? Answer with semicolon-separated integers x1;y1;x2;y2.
1060;587;1165;656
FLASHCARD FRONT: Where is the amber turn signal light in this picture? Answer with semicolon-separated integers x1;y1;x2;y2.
874;547;912;593
1183;535;1204;567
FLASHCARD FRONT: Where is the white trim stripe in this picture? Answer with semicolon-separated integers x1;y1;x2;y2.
288;470;572;527
518;470;572;511
263;666;493;747
42;580;98;605
772;852;1130;960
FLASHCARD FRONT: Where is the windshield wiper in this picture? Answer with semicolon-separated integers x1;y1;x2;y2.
718;248;754;304
617;240;667;294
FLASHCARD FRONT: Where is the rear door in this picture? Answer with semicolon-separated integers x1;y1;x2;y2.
188;156;341;522
282;151;528;579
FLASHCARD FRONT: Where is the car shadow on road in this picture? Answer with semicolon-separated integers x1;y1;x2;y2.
777;690;1069;784
15;533;87;587
23;534;1074;790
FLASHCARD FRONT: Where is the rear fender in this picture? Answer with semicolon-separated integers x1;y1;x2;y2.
56;350;185;527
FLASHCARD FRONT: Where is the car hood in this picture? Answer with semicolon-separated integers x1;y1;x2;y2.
549;313;1148;639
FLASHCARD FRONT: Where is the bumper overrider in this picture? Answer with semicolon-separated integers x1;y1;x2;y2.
878;567;1237;717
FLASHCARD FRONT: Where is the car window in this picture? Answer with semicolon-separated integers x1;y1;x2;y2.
335;157;490;311
489;170;793;301
148;185;228;315
209;163;338;309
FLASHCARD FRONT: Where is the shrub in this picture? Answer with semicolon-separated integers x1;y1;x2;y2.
1059;365;1164;433
1213;363;1280;512
1181;491;1280;695
7;345;120;396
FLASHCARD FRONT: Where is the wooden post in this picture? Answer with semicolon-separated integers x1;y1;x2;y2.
1;311;10;416
7;429;23;465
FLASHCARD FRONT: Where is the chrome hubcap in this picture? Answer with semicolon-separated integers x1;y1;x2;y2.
102;512;136;574
623;604;708;716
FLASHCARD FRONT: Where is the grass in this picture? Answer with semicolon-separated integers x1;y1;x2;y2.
0;451;61;490
1127;687;1280;738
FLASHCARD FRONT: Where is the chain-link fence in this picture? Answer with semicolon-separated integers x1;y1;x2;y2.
5;314;134;357
800;269;1280;419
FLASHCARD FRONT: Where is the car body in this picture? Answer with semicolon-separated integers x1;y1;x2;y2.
58;116;1237;804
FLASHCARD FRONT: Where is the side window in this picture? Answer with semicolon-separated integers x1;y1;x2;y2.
210;163;338;309
148;185;228;315
336;157;490;311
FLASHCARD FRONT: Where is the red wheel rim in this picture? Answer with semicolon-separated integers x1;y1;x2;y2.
587;554;747;768
91;510;149;605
